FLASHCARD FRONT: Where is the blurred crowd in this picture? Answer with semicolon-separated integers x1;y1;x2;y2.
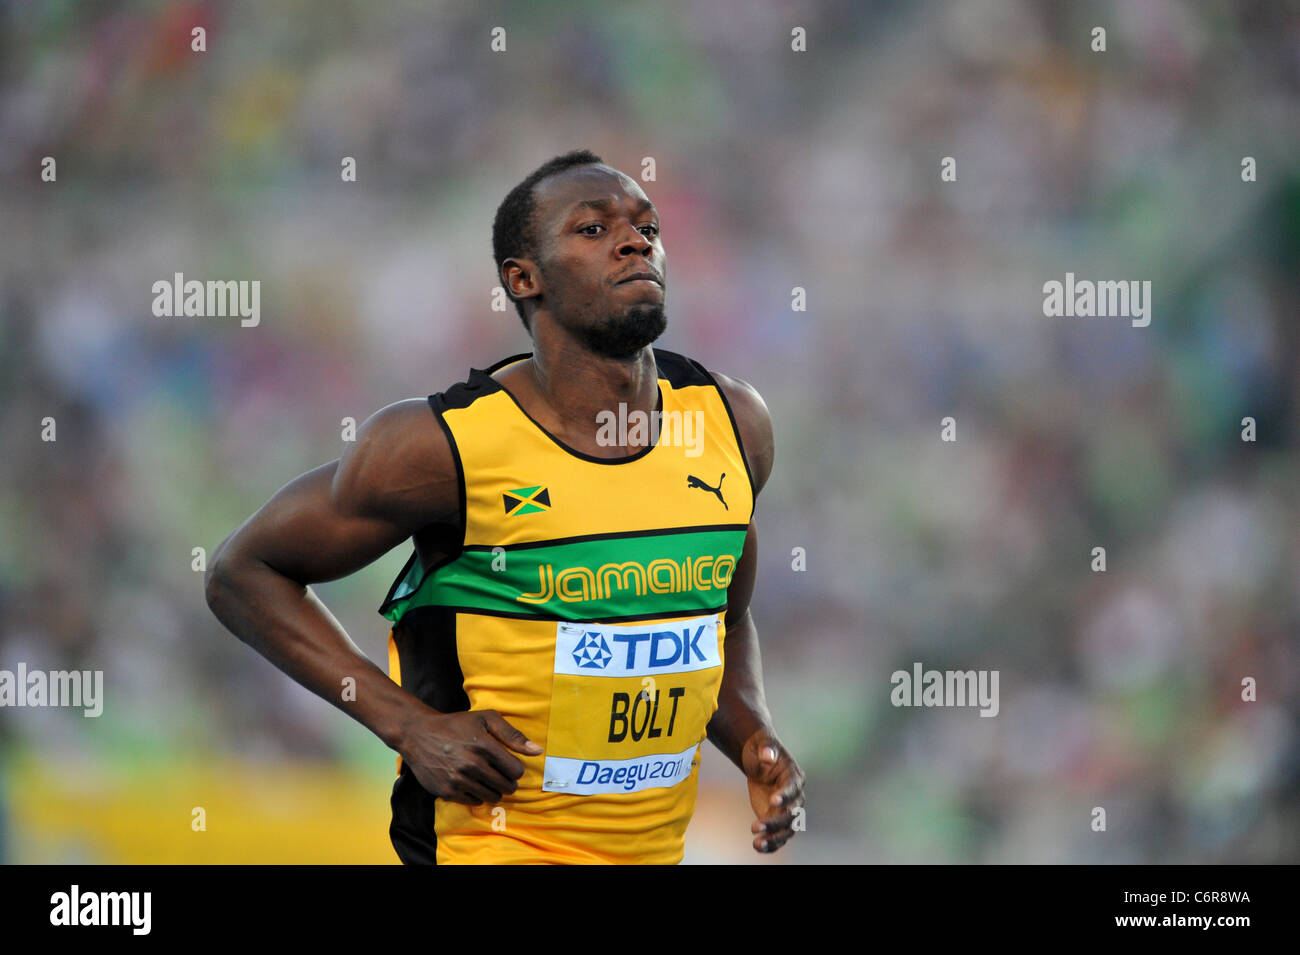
0;0;1296;862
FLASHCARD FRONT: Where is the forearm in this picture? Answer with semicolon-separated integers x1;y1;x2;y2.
205;551;431;752
707;608;777;771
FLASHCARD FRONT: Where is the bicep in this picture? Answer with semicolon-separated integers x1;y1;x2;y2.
222;460;416;586
216;398;456;586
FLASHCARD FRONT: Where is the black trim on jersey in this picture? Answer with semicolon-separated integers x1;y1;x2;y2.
463;348;723;467
486;372;663;466
430;389;468;571
378;549;420;616
458;522;751;552
390;605;469;712
388;604;470;867
696;363;757;505
415;602;729;624
376;392;467;619
482;348;710;387
377;547;450;624
390;763;438;865
651;347;714;389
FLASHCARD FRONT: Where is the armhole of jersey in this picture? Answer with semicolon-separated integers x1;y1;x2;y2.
429;392;468;560
376;394;467;618
697;364;757;505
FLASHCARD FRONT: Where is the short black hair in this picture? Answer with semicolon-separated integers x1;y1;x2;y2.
492;149;605;330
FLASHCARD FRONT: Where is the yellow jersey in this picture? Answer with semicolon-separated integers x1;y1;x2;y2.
380;348;754;864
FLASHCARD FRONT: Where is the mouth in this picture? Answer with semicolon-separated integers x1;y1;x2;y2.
615;271;662;287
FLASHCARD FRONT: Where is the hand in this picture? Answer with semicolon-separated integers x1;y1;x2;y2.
742;731;805;854
400;708;543;805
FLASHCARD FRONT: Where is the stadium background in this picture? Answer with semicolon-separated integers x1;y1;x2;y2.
1;0;1297;863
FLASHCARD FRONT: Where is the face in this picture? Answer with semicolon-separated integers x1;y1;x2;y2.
515;164;667;359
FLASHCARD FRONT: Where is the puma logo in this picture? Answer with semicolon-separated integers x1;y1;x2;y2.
687;473;727;510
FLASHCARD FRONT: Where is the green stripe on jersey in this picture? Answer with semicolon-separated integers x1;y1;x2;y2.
382;528;746;623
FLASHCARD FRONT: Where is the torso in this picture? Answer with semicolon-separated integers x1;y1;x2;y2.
382;348;758;863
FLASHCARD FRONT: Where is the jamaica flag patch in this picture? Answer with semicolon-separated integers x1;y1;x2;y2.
503;485;551;516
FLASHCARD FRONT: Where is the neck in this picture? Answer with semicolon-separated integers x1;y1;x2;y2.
517;316;660;454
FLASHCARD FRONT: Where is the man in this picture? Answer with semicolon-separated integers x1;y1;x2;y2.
205;149;804;864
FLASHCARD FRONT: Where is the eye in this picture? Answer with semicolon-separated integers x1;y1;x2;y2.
639;223;660;238
578;223;604;236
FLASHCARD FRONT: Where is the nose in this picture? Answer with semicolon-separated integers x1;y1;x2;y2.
615;222;653;257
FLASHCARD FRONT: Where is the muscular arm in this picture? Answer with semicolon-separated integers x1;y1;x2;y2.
205;398;539;804
706;521;773;767
205;399;446;749
707;373;805;853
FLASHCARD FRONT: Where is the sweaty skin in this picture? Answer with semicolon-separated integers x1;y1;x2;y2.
205;162;805;855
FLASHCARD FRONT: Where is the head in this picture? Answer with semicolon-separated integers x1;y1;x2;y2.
492;150;667;360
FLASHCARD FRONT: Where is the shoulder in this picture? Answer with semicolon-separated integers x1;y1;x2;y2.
334;397;459;527
708;370;775;497
654;348;774;496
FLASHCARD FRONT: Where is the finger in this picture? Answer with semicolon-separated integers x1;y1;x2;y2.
445;792;484;807
751;741;781;782
752;808;797;833
483;712;544;756
753;816;798;850
768;771;804;809
462;762;512;802
443;780;487;806
474;737;527;782
754;828;794;853
451;771;500;805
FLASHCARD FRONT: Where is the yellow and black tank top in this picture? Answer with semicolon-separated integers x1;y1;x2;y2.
379;347;754;864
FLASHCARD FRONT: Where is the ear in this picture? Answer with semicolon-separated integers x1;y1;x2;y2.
501;257;542;305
